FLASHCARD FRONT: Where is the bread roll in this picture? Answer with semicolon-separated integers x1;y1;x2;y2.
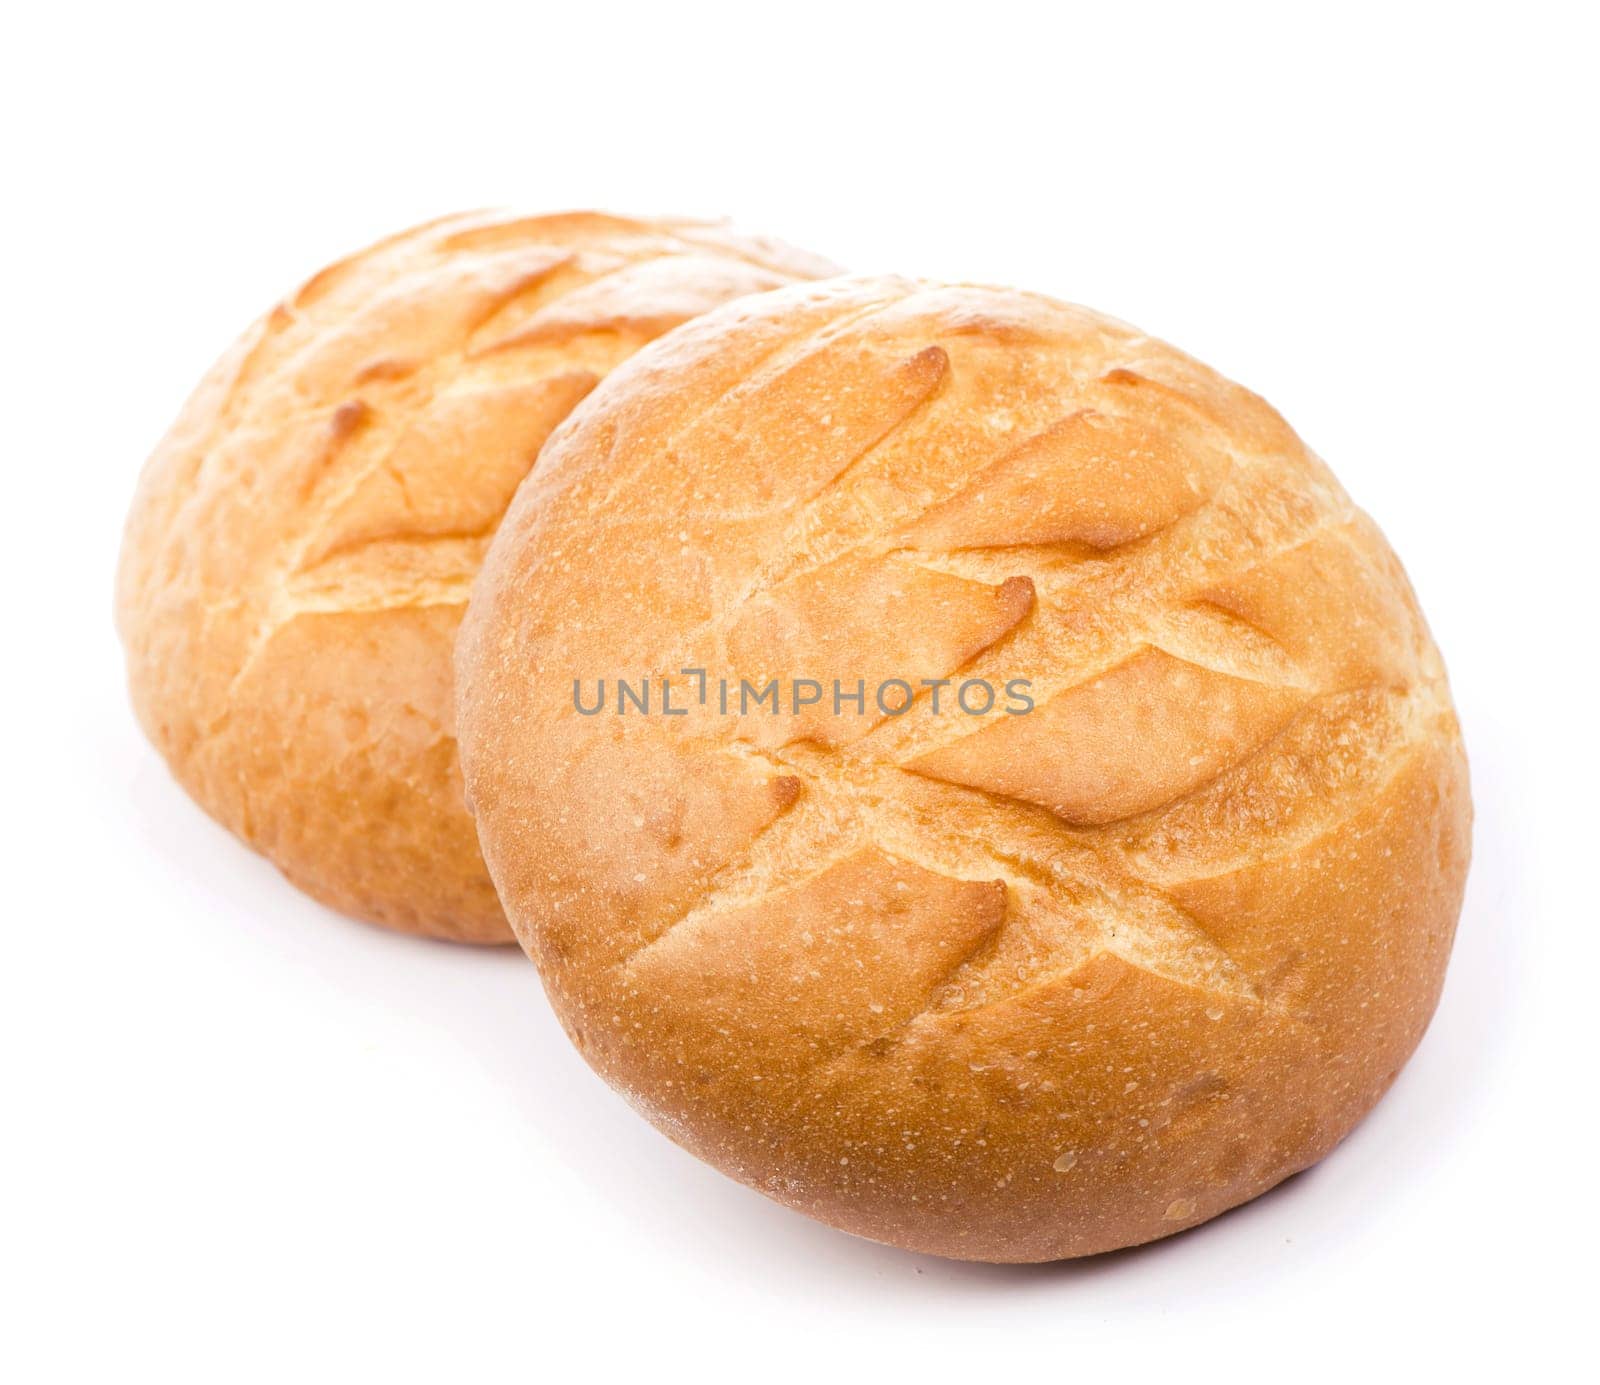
456;276;1472;1259
116;212;834;942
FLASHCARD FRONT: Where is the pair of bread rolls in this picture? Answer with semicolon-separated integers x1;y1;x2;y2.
118;213;1471;1261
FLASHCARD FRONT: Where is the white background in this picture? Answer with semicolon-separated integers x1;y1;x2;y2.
4;3;1594;1379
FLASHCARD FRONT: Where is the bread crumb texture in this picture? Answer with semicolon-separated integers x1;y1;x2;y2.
116;212;835;941
456;277;1472;1258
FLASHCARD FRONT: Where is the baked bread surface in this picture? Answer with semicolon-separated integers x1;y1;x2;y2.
117;211;833;942
456;276;1471;1259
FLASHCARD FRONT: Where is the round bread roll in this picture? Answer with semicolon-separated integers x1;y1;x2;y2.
116;211;834;943
457;276;1472;1260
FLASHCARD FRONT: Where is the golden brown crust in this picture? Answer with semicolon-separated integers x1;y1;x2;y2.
456;277;1472;1256
115;211;834;942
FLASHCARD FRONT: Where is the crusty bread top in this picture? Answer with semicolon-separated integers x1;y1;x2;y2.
116;211;835;940
457;277;1471;1257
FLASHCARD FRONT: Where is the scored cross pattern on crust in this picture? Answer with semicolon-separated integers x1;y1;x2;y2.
178;215;829;728
549;282;1455;1040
